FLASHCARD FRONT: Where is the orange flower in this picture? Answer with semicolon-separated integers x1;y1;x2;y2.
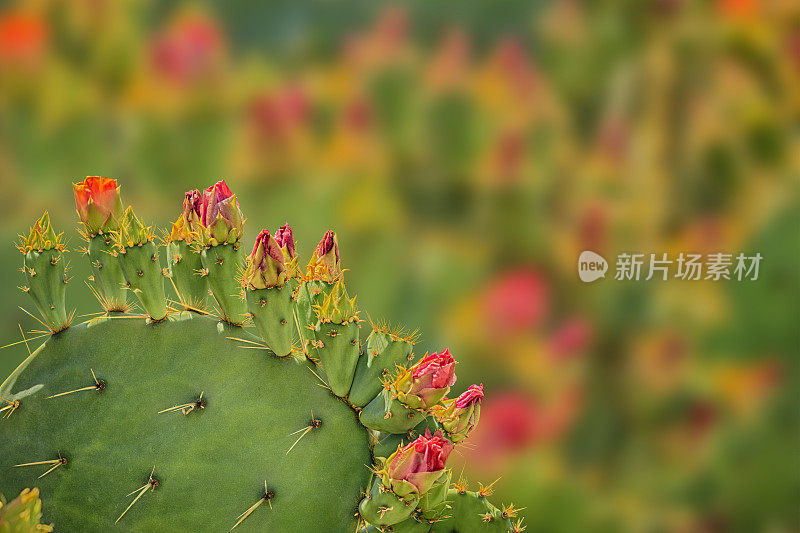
73;177;123;235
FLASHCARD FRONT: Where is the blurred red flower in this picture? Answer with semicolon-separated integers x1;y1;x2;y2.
549;318;592;360
484;268;549;335
248;85;310;142
465;388;580;468
0;11;47;67
150;13;224;84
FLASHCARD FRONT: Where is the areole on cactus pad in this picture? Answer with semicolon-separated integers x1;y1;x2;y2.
0;178;523;532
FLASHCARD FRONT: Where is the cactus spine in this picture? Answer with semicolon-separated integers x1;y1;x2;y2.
0;178;522;532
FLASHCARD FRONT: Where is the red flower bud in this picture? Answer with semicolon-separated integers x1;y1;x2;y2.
434;384;483;442
73;176;124;234
385;430;453;497
183;189;201;219
455;383;484;409
200;179;233;226
274;223;296;259
199;179;243;245
316;230;338;261
308;230;342;282
244;229;286;289
395;349;457;410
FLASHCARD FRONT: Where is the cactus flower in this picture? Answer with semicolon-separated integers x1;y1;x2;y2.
383;429;453;498
308;230;342;282
73;176;124;235
243;229;286;289
199;179;243;245
394;349;457;410
434;384;484;442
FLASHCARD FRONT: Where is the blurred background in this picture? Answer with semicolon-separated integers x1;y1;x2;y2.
0;0;797;530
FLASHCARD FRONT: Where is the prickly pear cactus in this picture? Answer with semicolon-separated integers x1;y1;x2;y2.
0;178;524;532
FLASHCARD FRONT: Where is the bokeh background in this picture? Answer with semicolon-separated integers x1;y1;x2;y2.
0;0;798;530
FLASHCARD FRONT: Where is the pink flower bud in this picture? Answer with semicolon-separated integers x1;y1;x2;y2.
455;383;484;409
308;229;342;282
385;430;453;497
274;223;296;259
316;230;338;261
437;384;483;442
244;229;286;289
396;349;457;410
199;179;243;244
200;179;233;226
183;189;201;219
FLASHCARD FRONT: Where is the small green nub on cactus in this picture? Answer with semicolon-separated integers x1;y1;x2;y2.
349;326;417;407
113;207;168;321
0;488;53;532
312;280;360;397
17;212;61;254
17;213;70;333
73;176;124;235
314;279;357;324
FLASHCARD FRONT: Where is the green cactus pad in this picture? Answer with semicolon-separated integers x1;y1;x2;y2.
245;284;294;357
4;182;520;532
313;321;360;398
0;315;371;531
87;234;127;311
350;329;416;407
360;389;425;434
116;243;168;321
23;249;69;333
201;243;248;326
166;240;208;311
